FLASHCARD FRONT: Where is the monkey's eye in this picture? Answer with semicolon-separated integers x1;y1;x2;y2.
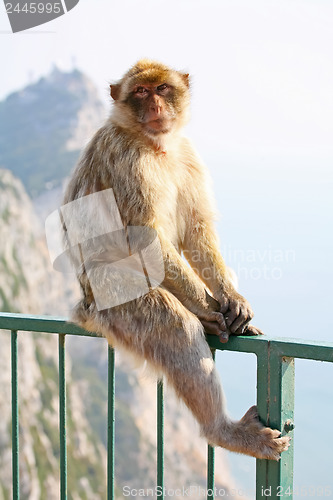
134;87;148;95
157;83;169;93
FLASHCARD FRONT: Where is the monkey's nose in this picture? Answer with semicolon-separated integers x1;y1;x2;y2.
150;104;162;115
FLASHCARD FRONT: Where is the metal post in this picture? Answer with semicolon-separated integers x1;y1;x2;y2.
207;349;216;499
59;334;67;500
256;342;295;499
157;379;164;499
11;330;19;500
207;444;215;499
107;345;115;500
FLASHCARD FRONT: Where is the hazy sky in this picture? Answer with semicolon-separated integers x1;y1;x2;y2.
1;0;333;160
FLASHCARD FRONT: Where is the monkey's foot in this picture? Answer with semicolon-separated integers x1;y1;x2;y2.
233;405;290;460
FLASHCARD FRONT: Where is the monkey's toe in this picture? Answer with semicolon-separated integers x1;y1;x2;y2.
260;434;291;461
251;426;291;461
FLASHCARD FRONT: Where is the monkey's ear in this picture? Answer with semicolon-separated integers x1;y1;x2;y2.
110;84;121;100
181;73;190;88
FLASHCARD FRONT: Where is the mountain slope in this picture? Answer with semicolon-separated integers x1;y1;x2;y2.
0;67;106;197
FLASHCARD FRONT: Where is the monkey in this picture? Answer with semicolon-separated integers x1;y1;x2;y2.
62;60;290;460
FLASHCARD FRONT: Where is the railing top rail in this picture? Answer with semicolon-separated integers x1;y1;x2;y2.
0;312;332;362
0;312;98;337
208;332;333;362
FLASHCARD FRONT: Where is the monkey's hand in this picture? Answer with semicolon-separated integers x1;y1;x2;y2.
199;291;231;343
200;318;231;343
218;289;254;335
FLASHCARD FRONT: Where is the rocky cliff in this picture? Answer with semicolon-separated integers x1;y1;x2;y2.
0;169;106;499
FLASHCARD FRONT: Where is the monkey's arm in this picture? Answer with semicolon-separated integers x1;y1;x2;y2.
182;219;255;334
157;231;229;339
179;140;257;334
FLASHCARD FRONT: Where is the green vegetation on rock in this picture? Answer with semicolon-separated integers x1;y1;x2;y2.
0;69;91;197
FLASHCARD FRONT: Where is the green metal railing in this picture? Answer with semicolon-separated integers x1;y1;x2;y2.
0;312;332;500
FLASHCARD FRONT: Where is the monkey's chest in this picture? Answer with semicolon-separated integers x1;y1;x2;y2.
153;182;184;246
131;179;184;247
114;159;186;248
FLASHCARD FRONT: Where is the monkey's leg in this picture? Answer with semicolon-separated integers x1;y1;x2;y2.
74;288;289;460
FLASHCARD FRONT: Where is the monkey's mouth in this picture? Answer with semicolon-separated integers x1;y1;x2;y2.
144;118;172;135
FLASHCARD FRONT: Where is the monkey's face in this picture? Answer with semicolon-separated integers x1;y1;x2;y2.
126;82;177;136
110;60;190;139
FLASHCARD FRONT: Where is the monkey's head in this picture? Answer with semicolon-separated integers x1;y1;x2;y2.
110;60;190;142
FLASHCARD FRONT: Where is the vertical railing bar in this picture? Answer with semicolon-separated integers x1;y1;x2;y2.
256;344;295;499
207;442;215;499
107;345;115;500
266;349;294;499
279;354;295;498
11;330;19;500
59;334;67;500
256;346;270;500
207;349;216;499
157;379;164;499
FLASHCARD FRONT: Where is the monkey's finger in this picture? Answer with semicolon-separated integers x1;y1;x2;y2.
225;305;240;327
212;312;229;332
231;320;252;336
219;296;230;314
201;320;225;337
243;324;264;336
229;312;251;333
201;319;230;342
218;331;229;343
200;311;227;331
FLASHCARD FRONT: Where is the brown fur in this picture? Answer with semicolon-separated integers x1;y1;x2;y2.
63;60;290;459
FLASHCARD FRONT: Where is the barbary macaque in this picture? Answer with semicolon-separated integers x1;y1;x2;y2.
63;60;290;459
